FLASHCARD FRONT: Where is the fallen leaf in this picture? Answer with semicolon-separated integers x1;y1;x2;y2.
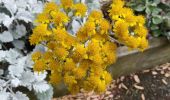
141;93;145;100
121;83;128;90
133;84;144;90
160;70;165;74
143;70;150;73
152;71;158;75
162;79;168;85
165;73;170;77
133;75;140;83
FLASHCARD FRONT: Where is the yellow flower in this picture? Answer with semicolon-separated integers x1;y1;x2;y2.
44;2;59;13
33;24;52;36
102;41;116;53
29;34;42;45
51;11;69;26
136;15;146;26
84;21;96;36
139;37;149;51
63;58;76;71
126;36;141;49
64;74;77;85
112;0;125;8
33;59;46;72
96;80;106;93
89;10;103;22
109;4;124;20
47;42;58;50
99;19;111;34
61;0;73;9
31;51;42;61
102;71;112;84
79;59;91;70
76;27;89;42
124;14;137;26
113;20;129;39
87;39;101;56
75;44;87;57
48;59;60;71
54;46;69;59
35;13;49;23
105;52;116;65
53;28;68;42
73;67;86;79
73;3;87;17
49;72;62;84
134;25;148;37
69;84;80;94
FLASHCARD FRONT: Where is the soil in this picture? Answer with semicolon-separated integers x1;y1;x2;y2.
55;63;170;100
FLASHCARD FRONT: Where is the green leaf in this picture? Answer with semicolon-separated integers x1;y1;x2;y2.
152;7;162;16
152;30;162;37
164;17;170;28
152;16;163;24
150;24;159;30
152;0;161;5
134;4;146;11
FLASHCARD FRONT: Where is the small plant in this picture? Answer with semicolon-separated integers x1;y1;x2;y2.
30;0;148;94
126;0;170;39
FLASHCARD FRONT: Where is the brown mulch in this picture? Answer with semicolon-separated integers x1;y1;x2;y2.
54;63;170;100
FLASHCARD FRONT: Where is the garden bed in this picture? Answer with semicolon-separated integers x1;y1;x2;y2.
53;37;170;97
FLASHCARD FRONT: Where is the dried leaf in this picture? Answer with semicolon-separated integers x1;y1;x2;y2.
141;93;145;100
133;75;140;83
152;71;158;75
165;73;170;77
121;83;128;90
133;84;144;90
162;79;168;85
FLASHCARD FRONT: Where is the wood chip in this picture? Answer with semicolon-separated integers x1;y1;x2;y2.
141;93;145;100
133;84;144;90
152;71;158;75
121;83;128;90
162;79;168;85
133;75;140;83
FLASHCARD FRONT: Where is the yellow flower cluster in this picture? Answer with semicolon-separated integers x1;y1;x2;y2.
30;0;149;94
109;0;148;51
30;1;116;94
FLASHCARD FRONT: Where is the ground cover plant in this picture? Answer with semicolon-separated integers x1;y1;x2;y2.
126;0;170;39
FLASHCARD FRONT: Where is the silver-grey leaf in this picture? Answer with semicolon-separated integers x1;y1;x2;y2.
12;91;29;100
0;31;13;43
35;85;53;100
33;81;50;93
